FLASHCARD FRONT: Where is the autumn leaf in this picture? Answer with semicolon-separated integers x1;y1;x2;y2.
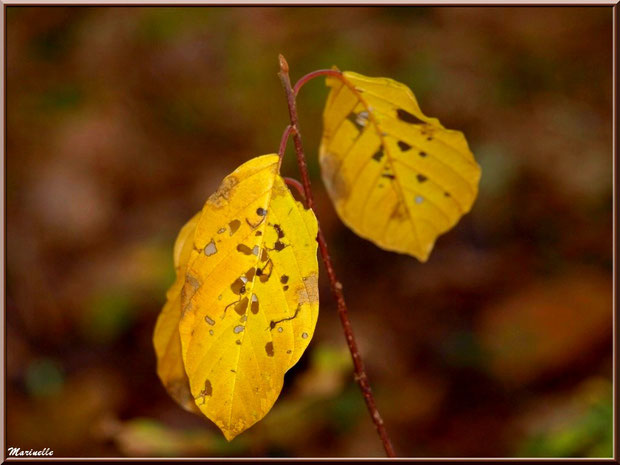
153;212;201;414
319;71;481;261
177;154;319;440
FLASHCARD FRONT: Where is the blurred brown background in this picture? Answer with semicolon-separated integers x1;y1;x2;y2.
5;6;613;458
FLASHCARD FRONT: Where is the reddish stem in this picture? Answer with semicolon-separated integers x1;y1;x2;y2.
284;177;306;203
293;68;343;96
278;124;295;170
277;54;396;458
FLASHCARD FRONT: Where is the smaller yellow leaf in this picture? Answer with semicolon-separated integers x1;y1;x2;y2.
153;212;201;414
319;70;481;261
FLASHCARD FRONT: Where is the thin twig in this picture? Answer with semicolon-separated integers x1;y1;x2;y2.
278;124;295;170
284;177;306;203
293;68;343;96
277;54;396;458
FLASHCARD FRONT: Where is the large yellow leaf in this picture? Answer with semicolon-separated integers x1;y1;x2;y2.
178;154;319;440
153;212;201;414
319;71;481;261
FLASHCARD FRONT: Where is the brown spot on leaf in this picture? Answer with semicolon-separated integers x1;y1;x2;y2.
280;275;289;284
237;244;253;255
196;379;212;404
274;224;285;239
417;174;428;183
372;149;384;162
274;241;286;251
181;274;201;316
231;278;245;295
186;274;200;291
296;273;319;305
251;294;259;314
265;341;274;357
347;112;365;131
234;297;249;315
398;141;412;152
256;207;267;216
207;176;238;208
397;109;425;124
419;151;427;158
229;219;241;235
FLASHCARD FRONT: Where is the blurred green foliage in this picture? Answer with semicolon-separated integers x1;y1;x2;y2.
82;289;134;344
516;381;613;458
25;358;65;398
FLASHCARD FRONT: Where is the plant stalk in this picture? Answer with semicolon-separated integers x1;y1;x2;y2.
277;54;396;458
293;68;343;96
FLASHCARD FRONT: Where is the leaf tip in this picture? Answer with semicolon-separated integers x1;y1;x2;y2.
222;430;237;442
417;253;431;263
416;241;436;263
218;422;243;442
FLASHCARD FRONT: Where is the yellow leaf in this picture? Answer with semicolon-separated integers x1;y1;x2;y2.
153;212;201;414
178;154;319;440
319;71;481;261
